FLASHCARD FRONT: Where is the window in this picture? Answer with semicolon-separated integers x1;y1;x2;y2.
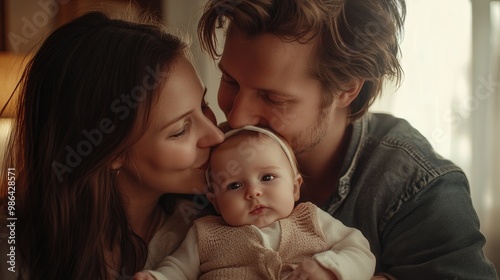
371;0;500;270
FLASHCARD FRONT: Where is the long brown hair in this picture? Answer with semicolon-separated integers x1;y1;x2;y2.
198;0;406;120
1;11;187;279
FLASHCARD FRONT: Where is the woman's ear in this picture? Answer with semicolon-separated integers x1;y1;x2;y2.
110;154;124;170
293;174;303;201
336;79;364;108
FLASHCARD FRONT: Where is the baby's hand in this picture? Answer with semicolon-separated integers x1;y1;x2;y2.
287;259;338;280
133;271;155;280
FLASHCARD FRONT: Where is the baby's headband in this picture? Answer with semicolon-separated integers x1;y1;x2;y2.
205;125;298;191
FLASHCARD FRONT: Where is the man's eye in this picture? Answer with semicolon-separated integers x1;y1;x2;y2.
221;73;238;85
227;182;243;190
261;174;275;181
201;99;209;109
259;92;288;105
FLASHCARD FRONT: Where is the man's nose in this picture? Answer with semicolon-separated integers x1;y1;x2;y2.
226;91;261;128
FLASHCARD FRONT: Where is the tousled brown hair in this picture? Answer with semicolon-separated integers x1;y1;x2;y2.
198;0;406;120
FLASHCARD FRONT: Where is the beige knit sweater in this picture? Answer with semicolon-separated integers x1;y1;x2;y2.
147;202;375;280
197;202;328;279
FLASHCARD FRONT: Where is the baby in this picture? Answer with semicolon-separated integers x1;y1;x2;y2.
134;125;375;280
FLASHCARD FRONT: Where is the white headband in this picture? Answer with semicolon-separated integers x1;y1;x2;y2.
205;125;297;191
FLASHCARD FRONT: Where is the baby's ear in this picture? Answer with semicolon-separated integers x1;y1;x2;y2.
293;174;303;201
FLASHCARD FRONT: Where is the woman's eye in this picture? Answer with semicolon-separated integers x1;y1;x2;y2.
169;128;186;139
261;174;275;181
227;182;243;190
169;122;191;139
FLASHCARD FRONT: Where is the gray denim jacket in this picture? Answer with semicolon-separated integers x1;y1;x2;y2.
323;113;498;279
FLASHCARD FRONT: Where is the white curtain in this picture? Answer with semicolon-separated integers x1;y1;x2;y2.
486;0;500;271
372;0;473;199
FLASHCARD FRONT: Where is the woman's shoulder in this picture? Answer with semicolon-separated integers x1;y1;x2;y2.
145;198;211;270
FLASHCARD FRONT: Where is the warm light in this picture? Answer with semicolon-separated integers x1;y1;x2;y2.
0;52;30;118
0;118;14;163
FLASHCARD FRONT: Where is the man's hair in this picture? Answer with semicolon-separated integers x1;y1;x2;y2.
198;0;406;120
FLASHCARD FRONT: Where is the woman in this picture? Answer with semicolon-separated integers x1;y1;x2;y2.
0;11;223;279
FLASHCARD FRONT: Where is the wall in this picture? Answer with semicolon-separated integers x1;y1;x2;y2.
163;0;225;124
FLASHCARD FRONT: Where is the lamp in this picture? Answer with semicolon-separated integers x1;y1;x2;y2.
0;52;29;161
0;52;29;118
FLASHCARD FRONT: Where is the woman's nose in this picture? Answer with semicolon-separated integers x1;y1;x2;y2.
198;114;224;148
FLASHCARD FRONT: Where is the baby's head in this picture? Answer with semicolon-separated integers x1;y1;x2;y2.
205;126;302;228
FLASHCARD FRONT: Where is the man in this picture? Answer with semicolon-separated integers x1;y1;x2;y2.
198;0;498;279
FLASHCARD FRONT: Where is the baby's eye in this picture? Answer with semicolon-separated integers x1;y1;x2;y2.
261;174;275;181
227;182;243;190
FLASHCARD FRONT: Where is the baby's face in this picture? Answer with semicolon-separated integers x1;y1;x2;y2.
208;137;300;228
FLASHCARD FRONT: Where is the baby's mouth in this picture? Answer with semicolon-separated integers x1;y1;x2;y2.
250;205;267;215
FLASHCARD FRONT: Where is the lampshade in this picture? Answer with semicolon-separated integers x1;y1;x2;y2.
0;52;30;118
0;118;14;163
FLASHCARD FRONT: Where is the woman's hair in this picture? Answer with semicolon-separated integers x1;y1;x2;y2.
0;11;188;279
198;0;406;120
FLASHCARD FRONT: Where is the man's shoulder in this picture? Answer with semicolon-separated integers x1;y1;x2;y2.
365;113;429;148
354;113;466;208
347;114;470;229
363;113;460;173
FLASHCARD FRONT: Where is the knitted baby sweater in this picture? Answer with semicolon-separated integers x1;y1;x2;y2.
147;202;375;280
196;202;329;279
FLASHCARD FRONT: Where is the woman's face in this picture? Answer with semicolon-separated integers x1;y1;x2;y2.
116;56;224;199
